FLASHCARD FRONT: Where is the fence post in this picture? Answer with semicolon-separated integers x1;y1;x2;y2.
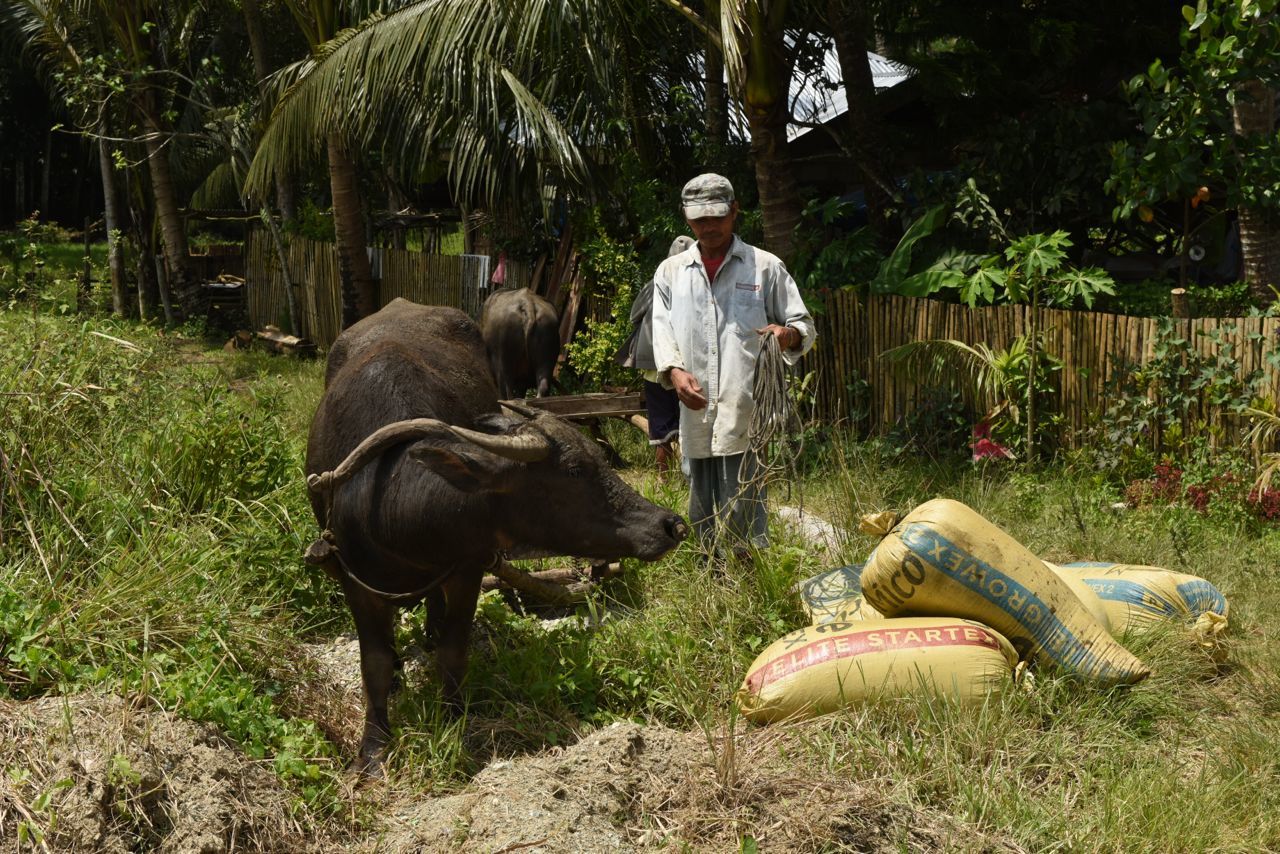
1170;288;1190;318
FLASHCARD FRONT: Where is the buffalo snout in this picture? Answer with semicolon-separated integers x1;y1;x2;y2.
629;511;688;561
666;514;689;544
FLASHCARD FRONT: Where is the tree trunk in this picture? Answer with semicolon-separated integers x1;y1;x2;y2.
139;96;195;320
1233;80;1280;305
740;1;802;263
1026;285;1039;462
243;0;296;223
827;0;896;246
14;158;24;218
328;134;377;327
385;173;407;250
705;0;728;151
125;158;158;320
746;105;802;263
40;129;51;216
98;135;129;316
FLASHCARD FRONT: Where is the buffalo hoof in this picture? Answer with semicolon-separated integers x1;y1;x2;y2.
347;751;387;780
349;735;389;779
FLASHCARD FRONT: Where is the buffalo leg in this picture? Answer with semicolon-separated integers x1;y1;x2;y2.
426;570;483;712
342;579;398;777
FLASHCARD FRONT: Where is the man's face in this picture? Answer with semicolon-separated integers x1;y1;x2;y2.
685;202;738;256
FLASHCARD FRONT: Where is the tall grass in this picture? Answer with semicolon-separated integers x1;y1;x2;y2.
0;309;345;806
2;297;1278;849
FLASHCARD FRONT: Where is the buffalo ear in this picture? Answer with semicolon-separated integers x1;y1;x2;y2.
408;440;506;492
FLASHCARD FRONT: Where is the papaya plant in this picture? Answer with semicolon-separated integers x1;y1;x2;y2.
874;188;1115;459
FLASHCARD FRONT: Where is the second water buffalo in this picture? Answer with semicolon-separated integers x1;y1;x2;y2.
480;287;559;398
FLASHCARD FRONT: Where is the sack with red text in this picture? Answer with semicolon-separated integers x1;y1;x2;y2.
858;499;1149;686
737;617;1018;723
795;564;885;624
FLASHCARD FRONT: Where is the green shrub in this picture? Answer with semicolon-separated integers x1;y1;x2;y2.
564;215;642;388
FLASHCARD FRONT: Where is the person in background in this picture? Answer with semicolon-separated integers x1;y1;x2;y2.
617;236;693;476
651;173;815;559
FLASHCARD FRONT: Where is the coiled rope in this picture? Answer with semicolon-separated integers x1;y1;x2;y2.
744;331;804;496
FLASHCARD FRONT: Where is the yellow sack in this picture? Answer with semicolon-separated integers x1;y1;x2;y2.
1054;570;1112;633
1048;562;1229;638
795;564;885;624
738;617;1017;723
858;499;1149;686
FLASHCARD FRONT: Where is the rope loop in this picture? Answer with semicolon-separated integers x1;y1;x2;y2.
745;332;804;496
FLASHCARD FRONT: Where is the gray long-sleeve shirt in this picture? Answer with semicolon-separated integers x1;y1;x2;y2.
651;236;815;459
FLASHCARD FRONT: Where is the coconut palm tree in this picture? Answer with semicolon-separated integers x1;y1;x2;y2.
274;0;378;326
1245;404;1280;496
826;0;896;245
242;0;296;224
76;0;209;320
1233;80;1280;303
882;337;1029;431
246;1;647;245
245;0;819;270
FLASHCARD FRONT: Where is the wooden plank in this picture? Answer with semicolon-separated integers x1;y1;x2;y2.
513;392;645;420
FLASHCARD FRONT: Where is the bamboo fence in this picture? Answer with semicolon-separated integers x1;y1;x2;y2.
801;292;1280;447
243;234;1279;447
244;231;525;346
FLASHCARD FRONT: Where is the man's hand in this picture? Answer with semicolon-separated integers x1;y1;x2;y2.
669;367;707;411
757;324;800;351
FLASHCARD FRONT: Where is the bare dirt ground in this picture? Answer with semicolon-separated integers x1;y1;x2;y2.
0;634;1018;853
0;694;317;853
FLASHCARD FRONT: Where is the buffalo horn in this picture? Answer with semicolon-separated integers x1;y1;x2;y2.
499;399;541;420
307;418;453;493
447;425;551;462
307;418;554;495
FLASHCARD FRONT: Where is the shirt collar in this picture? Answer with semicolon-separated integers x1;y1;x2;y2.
683;235;746;268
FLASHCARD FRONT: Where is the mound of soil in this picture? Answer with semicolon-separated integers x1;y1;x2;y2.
0;624;1021;853
367;719;1013;853
370;721;702;852
0;694;317;853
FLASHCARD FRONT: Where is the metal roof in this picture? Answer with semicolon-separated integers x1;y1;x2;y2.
785;50;915;142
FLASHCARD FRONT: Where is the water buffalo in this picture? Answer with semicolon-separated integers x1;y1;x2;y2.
305;299;687;775
480;287;560;398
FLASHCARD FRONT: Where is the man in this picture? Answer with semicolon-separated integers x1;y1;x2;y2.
620;235;694;476
651;173;815;558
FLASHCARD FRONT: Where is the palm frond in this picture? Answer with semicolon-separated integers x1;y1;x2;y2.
719;0;747;96
881;338;1007;412
4;0;84;87
1245;404;1280;494
1244;404;1280;451
189;161;243;210
246;0;629;209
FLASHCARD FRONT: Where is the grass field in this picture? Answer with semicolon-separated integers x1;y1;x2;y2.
0;299;1277;851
